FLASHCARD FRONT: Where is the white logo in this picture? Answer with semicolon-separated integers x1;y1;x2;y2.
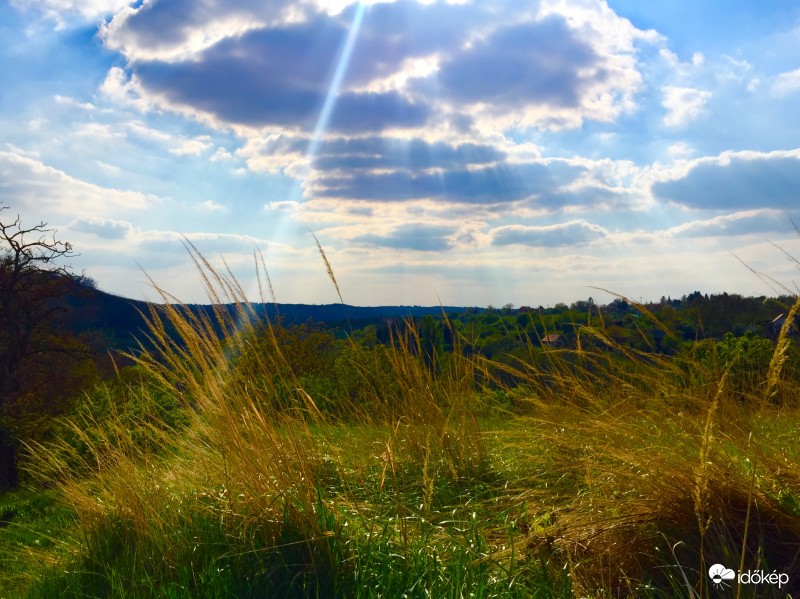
709;564;736;590
708;563;790;590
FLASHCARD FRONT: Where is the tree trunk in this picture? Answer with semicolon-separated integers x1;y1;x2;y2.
0;428;18;489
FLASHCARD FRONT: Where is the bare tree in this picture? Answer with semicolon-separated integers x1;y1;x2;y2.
0;206;88;487
0;205;80;401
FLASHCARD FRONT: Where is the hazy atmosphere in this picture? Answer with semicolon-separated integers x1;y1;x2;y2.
2;0;799;306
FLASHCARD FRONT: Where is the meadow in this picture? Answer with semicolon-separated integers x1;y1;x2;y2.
1;246;799;598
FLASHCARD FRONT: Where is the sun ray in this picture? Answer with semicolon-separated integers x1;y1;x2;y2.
305;2;367;166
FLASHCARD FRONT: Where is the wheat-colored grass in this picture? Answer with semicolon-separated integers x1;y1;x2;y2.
14;244;800;598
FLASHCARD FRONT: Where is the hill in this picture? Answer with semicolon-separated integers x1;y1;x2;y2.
59;280;474;354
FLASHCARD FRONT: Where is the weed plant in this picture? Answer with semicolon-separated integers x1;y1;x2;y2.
3;242;799;598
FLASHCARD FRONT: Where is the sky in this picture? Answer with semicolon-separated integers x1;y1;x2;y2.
1;0;799;307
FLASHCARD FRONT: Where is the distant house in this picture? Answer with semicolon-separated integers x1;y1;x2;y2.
770;314;786;335
541;333;565;348
768;313;798;337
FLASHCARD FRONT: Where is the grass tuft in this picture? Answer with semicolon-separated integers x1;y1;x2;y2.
5;244;800;597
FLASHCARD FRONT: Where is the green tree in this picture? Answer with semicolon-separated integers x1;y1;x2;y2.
419;315;444;371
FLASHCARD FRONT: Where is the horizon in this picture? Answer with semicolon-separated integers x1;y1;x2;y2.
2;0;799;307
78;276;797;312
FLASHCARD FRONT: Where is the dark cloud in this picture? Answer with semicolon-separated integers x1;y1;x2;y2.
313;161;585;203
105;0;300;55
491;221;606;247
132;16;430;131
114;0;475;86
326;91;429;132
338;1;477;86
652;154;800;209
352;223;454;251
309;137;505;172
113;0;617;135
101;1;644;211
435;16;601;109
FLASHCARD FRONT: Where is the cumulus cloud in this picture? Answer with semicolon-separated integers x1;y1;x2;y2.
669;210;792;237
210;147;234;161
661;86;712;126
170;136;213;156
435;18;598;110
652;150;800;210
69;216;133;239
352;222;455;251
201;200;226;212
264;200;300;212
490;220;607;247
83;0;660;219
773;68;800;95
132;48;430;132
99;67;153;112
53;94;96;110
0;148;155;216
308;137;505;173
12;0;132;25
311;160;585;204
667;142;695;159
99;0;305;62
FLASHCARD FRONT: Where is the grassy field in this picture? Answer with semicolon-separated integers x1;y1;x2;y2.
2;251;799;598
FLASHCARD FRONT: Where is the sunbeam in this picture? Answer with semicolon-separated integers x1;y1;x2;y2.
247;3;367;307
305;2;367;168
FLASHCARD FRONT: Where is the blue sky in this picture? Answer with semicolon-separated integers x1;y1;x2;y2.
1;0;799;306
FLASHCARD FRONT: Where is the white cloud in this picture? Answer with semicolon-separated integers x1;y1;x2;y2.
201;200;226;212
54;94;96;110
661;86;712;126
490;220;608;247
667;209;790;237
716;55;752;84
773;68;800;95
169;136;213;156
95;160;122;175
27;117;47;132
125;120;173;143
73;122;125;140
69;216;133;239
210;147;234;161
11;0;133;27
99;67;153;112
0;148;156;217
667;142;695;159
264;200;300;212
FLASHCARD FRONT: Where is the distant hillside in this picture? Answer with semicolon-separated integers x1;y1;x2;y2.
54;278;796;358
59;280;473;355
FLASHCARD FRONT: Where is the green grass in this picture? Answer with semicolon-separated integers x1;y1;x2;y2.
0;488;77;596
4;247;800;598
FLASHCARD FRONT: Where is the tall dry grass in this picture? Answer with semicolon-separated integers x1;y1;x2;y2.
15;240;800;597
21;241;500;596
490;295;800;597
